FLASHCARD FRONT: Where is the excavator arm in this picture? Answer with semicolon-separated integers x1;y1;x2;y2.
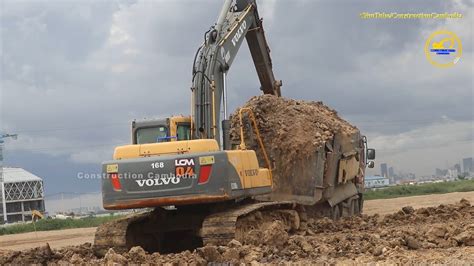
245;4;282;96
192;0;281;145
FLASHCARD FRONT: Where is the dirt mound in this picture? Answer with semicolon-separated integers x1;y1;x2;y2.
1;200;472;264
0;243;96;265
229;95;358;193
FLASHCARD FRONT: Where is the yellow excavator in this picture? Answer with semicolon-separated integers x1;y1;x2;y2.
94;0;375;256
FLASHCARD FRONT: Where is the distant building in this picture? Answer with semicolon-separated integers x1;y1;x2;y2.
454;164;462;175
388;167;395;177
463;158;473;173
447;168;458;179
365;176;390;188
435;168;448;177
380;163;388;178
0;168;45;223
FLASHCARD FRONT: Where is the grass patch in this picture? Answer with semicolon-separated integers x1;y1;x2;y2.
365;179;474;200
0;214;123;236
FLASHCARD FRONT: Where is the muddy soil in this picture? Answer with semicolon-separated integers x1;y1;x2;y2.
3;192;474;252
1;200;472;265
229;95;359;194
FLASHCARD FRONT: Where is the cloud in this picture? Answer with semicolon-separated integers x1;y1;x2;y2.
1;0;472;193
369;120;473;153
45;193;102;214
70;147;116;164
365;119;473;176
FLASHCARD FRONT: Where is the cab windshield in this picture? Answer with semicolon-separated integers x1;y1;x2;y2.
136;126;169;144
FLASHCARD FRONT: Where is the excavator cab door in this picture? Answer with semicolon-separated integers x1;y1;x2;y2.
169;116;192;141
176;123;191;141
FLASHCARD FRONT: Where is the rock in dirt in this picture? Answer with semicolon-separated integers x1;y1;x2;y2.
228;239;243;248
427;225;447;239
263;221;289;247
127;246;147;263
41;243;53;257
197;245;221;262
69;253;83;264
291;235;313;253
222;248;240;263
104;248;127;264
460;198;471;207
243;248;263;263
243;229;264;246
453;230;474;246
405;236;421;250
402;206;415;215
372;246;384;256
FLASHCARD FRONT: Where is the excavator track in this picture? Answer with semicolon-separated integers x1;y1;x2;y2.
93;211;151;256
201;201;295;246
93;201;297;256
93;197;362;256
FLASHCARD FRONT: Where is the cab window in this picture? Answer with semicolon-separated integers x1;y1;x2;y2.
176;123;191;141
136;126;168;144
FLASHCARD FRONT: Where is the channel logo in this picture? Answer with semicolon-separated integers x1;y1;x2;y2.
424;30;462;68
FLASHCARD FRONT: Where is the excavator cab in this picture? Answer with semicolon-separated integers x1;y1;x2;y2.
132;116;192;144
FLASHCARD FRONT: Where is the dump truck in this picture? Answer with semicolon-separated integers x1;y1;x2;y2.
93;0;375;256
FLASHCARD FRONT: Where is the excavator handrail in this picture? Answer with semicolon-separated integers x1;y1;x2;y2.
238;108;273;179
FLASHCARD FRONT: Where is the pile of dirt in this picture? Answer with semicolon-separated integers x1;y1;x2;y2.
229;95;358;192
1;200;472;264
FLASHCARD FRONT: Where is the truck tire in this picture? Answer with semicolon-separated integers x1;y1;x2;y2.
358;193;364;214
353;198;360;215
342;199;355;217
331;204;341;220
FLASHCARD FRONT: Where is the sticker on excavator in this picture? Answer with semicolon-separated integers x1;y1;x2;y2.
174;158;196;179
106;164;118;173
244;169;258;176
175;166;195;179
199;156;215;165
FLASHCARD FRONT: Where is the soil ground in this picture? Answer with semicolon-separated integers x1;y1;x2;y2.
0;227;96;251
364;190;474;216
1;191;473;251
0;191;473;264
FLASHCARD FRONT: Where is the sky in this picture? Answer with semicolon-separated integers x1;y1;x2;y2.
1;0;473;201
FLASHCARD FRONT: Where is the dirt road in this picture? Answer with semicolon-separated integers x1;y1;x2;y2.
364;191;474;215
1;191;473;252
0;227;96;251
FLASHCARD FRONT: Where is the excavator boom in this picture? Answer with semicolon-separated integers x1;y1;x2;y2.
192;0;281;144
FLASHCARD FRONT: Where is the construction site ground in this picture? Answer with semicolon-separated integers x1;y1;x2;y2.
0;191;473;264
